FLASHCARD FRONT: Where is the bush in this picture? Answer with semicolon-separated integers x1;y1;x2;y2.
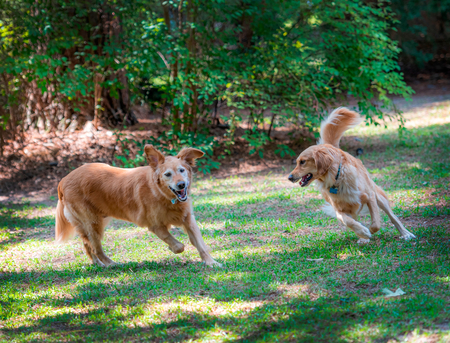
0;0;412;167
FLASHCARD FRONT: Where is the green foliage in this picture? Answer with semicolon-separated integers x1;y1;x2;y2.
275;144;297;158
389;0;450;69
0;0;148;135
0;0;413;166
138;0;414;132
242;129;270;158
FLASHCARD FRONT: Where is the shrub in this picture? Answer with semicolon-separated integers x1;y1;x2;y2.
0;0;412;168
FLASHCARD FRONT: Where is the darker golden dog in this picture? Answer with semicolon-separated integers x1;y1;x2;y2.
55;145;221;266
288;107;416;243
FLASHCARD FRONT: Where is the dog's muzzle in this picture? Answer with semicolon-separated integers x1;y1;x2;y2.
288;173;313;187
300;173;313;187
288;174;300;183
169;182;189;202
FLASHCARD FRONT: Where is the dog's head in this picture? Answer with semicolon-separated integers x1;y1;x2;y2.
144;145;204;202
288;145;336;187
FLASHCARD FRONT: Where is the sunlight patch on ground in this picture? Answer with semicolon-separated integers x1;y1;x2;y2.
347;99;450;138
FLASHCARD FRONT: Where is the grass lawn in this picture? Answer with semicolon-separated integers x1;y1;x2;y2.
1;99;449;342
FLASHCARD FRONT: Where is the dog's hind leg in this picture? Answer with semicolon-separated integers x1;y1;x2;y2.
366;192;381;234
375;190;416;240
88;217;116;266
335;211;372;243
75;214;116;267
80;235;105;266
149;226;185;254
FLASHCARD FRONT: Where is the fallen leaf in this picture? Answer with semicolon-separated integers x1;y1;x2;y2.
381;288;406;297
306;258;324;262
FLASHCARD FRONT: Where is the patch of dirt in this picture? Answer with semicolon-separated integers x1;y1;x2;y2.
0;124;306;204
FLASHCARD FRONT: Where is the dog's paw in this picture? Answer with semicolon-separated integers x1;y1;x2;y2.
169;243;185;254
354;224;372;239
92;255;106;267
204;260;223;268
369;225;381;234
357;238;370;244
400;232;416;240
104;260;117;267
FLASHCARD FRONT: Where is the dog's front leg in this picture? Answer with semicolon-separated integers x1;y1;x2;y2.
183;215;221;267
335;211;372;244
149;226;185;254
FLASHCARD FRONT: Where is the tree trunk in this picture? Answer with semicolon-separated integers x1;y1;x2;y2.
101;69;137;126
94;6;137;127
186;0;198;132
162;0;181;134
268;111;277;137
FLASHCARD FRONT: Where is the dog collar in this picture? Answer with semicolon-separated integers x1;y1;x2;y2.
329;163;342;194
171;198;178;204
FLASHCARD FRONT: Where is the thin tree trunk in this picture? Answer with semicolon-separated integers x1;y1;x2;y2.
2;74;15;140
186;0;198;132
162;1;181;134
268;111;277;137
93;73;103;129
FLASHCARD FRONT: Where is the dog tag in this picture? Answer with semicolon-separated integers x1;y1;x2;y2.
171;198;177;204
329;186;338;194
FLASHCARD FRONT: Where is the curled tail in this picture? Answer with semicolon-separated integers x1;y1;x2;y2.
318;107;363;148
55;182;75;243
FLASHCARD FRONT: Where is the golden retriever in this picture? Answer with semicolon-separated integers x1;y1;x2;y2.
288;107;416;243
55;145;221;267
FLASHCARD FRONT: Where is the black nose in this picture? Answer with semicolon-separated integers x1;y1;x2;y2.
288;174;295;182
177;181;186;189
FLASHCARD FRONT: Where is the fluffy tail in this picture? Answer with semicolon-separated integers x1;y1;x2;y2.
318;107;363;148
55;183;75;243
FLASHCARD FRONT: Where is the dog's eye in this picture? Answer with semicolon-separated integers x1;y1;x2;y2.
164;172;172;177
300;160;306;165
179;168;185;173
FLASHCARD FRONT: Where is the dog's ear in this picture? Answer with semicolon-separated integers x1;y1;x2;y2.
313;148;334;176
144;145;165;170
177;148;204;167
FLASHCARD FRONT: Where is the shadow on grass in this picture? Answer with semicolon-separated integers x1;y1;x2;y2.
2;293;449;342
1;225;449;341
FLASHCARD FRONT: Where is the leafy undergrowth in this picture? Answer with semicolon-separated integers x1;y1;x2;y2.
0;100;449;342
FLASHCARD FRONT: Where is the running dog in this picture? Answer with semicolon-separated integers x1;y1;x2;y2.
288;107;416;243
55;145;220;266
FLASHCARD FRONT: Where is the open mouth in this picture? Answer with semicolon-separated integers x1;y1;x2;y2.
169;187;188;202
300;173;313;187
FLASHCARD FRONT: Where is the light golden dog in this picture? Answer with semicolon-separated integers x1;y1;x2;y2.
288;107;416;243
55;145;221;267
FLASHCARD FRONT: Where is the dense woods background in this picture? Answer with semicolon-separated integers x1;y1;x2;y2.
0;0;449;172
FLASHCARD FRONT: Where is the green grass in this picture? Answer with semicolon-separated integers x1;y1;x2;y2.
1;100;450;342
